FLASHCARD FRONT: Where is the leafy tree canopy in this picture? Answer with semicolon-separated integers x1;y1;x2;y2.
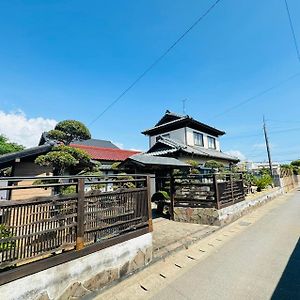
186;160;199;168
204;160;224;171
48;120;91;145
35;145;94;175
291;160;300;167
0;134;25;155
36;120;94;175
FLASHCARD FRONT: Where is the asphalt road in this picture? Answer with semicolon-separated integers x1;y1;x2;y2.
150;189;300;300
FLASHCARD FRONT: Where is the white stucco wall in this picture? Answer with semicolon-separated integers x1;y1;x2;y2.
149;127;221;151
0;233;152;300
150;128;185;147
186;127;220;150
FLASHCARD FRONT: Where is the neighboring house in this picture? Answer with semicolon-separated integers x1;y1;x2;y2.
125;110;239;169
0;137;140;199
71;142;140;174
0;144;54;200
246;161;281;175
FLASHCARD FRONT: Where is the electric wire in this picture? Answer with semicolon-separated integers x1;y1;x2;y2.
88;0;223;126
211;72;300;119
284;0;300;62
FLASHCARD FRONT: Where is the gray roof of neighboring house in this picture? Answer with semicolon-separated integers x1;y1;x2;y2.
124;154;191;167
0;144;53;169
147;137;239;163
73;139;119;149
39;133;119;149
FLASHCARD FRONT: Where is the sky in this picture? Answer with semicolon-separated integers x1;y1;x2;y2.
0;0;299;162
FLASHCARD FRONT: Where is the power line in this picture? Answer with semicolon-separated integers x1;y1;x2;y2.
251;159;295;163
246;149;300;158
270;127;300;134
223;126;300;140
88;0;223;126
267;118;300;124
211;72;300;119
284;0;300;62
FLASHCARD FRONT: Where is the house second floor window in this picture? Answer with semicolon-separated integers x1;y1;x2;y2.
208;136;216;149
193;132;204;146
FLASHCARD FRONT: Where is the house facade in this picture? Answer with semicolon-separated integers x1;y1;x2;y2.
140;110;239;167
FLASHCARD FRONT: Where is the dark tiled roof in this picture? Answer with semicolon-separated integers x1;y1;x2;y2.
147;137;239;162
72;139;119;149
123;154;191;167
0;144;53;169
155;110;186;127
142;111;225;137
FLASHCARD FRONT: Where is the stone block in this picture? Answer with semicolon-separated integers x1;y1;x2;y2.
83;268;119;291
128;249;146;273
58;282;90;300
144;246;153;264
35;292;50;300
119;261;130;277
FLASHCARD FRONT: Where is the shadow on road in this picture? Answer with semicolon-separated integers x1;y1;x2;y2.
271;238;300;299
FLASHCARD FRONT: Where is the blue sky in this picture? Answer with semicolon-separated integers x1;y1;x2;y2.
0;0;299;162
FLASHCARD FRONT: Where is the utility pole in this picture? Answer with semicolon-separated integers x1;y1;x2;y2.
263;116;273;176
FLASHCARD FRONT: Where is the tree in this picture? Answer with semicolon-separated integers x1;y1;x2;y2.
204;160;225;172
186;160;200;174
290;160;300;175
35;145;94;175
47;120;91;145
35;120;94;175
0;135;24;155
291;160;300;166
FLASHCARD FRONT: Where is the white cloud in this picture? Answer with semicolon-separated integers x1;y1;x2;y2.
0;110;57;148
225;150;246;161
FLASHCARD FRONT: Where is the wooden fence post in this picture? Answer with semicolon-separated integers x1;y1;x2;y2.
213;174;220;210
76;178;85;250
230;174;234;204
146;176;153;232
169;174;175;221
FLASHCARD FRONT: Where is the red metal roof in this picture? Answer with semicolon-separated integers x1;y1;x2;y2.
71;144;141;161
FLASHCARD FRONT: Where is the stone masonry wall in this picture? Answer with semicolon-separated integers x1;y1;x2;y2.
174;187;286;226
0;233;152;300
174;177;215;207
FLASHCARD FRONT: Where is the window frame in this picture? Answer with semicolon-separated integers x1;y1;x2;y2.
207;136;216;149
193;131;204;147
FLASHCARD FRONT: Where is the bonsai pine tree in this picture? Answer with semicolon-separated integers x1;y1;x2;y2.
35;120;95;175
47;120;91;145
35;145;93;175
204;160;225;172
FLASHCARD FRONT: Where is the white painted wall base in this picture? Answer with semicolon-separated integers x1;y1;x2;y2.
0;233;152;300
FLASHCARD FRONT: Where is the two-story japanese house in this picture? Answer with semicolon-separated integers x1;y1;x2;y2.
124;110;239;170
